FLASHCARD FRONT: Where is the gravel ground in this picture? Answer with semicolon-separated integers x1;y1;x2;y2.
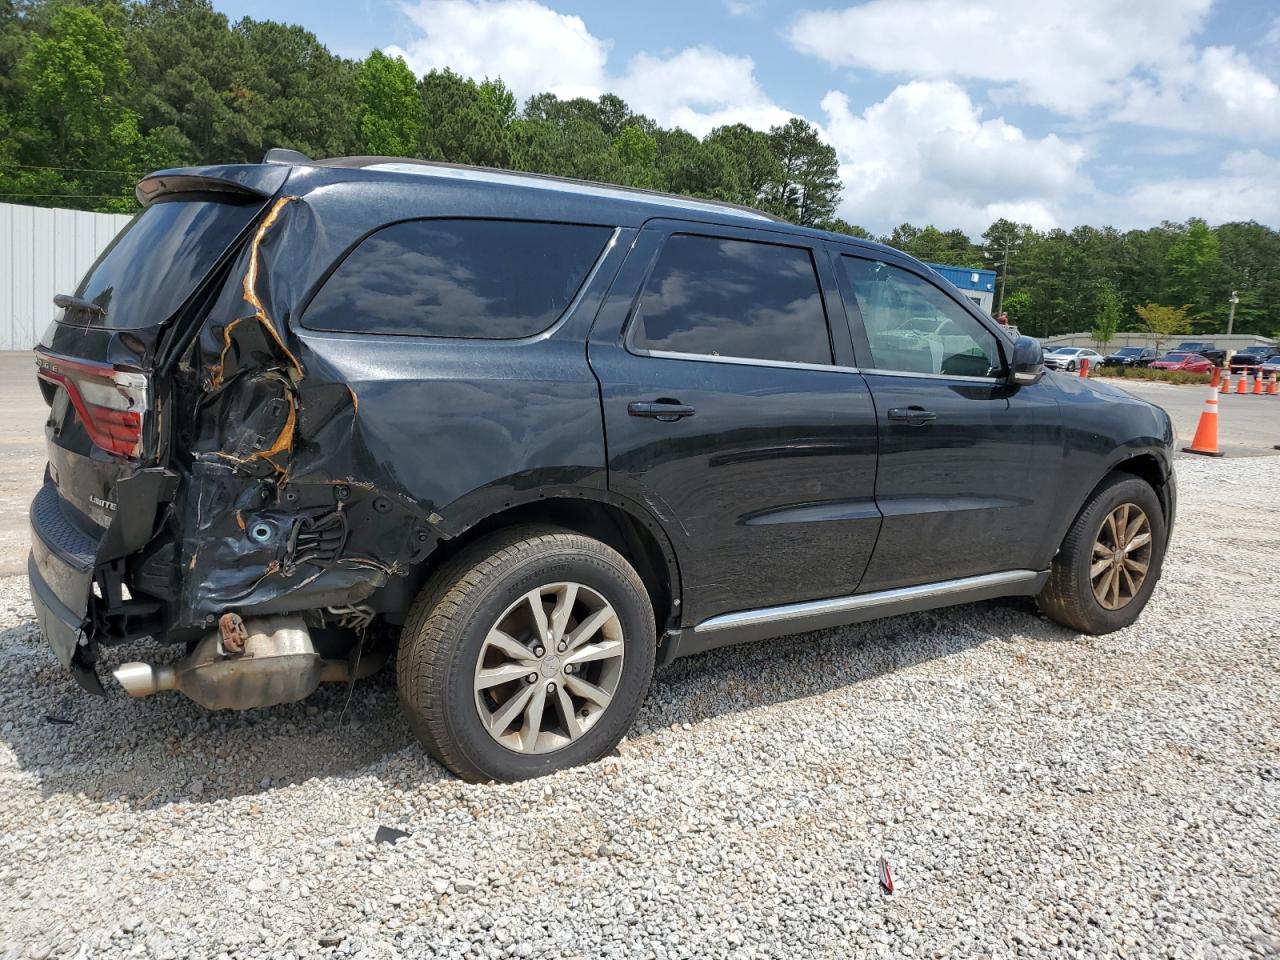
1;455;1278;959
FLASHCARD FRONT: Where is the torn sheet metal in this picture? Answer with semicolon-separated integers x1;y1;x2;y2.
161;194;430;630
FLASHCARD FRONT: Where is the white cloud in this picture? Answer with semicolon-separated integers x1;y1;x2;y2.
1116;46;1280;141
1118;150;1280;225
723;0;763;15
819;81;1088;233
387;0;608;101
390;1;792;136
790;0;1211;117
614;47;794;137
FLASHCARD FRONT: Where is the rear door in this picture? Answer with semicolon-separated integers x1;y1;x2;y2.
832;249;1058;592
588;221;881;626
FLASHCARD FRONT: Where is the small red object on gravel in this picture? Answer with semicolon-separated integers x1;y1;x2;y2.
879;855;894;894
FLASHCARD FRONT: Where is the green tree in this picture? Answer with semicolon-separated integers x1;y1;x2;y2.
234;17;360;158
1165;218;1224;328
477;76;516;127
1135;302;1191;353
766;117;840;226
5;4;176;209
823;218;872;238
419;68;509;167
1002;291;1033;328
124;0;255;164
358;50;421;156
614;122;657;188
704;122;782;207
1216;221;1280;337
1090;281;1123;349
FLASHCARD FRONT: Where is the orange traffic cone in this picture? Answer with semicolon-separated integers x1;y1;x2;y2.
1254;370;1264;394
1269;373;1278;396
1221;371;1232;394
1079;358;1090;378
1237;371;1248;394
1182;371;1224;457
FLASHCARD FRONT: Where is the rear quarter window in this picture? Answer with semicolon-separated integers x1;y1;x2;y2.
300;218;613;339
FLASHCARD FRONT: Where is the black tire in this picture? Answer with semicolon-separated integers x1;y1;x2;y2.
396;525;656;782
1067;360;1077;371
1037;474;1167;634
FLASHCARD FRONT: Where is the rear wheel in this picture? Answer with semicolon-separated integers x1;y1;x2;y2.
1038;474;1166;634
396;526;656;782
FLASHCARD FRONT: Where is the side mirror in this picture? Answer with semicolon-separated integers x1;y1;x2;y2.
1007;335;1044;385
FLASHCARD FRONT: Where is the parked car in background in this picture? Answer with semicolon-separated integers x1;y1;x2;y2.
1257;355;1280;381
1102;347;1158;368
1044;346;1104;371
1228;345;1280;373
1173;342;1225;366
28;150;1178;782
1150;352;1213;373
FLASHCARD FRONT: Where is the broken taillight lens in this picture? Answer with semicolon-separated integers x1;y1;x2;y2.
35;351;149;458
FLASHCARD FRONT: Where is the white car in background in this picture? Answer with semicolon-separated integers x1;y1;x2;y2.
1044;346;1104;372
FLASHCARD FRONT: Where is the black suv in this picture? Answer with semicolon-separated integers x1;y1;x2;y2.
1173;341;1225;366
1102;346;1158;368
28;154;1177;781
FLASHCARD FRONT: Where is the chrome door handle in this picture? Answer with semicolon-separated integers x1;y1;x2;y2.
887;407;937;425
628;401;696;422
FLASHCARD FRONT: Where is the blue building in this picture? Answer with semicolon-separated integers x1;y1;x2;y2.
926;263;998;315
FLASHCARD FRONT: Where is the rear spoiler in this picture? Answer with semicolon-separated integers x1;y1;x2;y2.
136;164;291;207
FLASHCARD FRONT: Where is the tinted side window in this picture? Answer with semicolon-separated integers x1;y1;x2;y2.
302;219;612;338
841;257;1002;377
631;234;832;366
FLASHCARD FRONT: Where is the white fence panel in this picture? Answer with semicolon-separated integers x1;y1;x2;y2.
1;202;134;351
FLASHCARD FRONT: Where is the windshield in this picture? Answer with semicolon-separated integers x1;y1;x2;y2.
1164;353;1189;361
1115;348;1141;356
66;196;261;329
1051;348;1079;355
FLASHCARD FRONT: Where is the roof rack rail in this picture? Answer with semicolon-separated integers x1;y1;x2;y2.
312;155;787;223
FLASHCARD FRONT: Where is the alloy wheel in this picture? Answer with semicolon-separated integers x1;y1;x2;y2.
1090;503;1152;610
473;582;625;754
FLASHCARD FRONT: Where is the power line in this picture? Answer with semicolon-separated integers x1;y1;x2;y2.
0;162;144;176
0;192;137;201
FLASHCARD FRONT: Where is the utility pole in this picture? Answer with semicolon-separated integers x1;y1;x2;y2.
996;236;1010;317
984;237;1014;317
1227;290;1239;336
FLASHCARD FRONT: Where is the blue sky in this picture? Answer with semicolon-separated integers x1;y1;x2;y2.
213;0;1280;235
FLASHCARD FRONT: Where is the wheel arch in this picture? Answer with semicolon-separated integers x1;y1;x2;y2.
376;490;683;635
1040;450;1174;568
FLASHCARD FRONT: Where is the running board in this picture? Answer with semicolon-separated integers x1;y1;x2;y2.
658;569;1047;663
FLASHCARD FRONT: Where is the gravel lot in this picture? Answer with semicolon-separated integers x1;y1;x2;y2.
1;455;1278;959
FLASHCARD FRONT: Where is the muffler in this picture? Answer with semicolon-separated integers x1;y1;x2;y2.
113;615;322;710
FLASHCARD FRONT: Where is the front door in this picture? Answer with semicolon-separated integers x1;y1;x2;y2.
588;224;881;626
833;251;1057;592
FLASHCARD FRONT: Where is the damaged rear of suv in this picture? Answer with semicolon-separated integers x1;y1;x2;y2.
31;151;1176;782
31;154;671;781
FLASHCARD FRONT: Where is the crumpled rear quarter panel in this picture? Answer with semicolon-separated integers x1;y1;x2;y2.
167;168;617;628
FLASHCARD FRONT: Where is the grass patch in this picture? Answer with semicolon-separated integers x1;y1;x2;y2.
1090;366;1211;385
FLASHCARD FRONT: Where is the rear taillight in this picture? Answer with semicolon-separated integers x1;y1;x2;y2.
35;351;150;458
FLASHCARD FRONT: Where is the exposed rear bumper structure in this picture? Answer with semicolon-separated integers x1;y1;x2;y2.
28;480;104;694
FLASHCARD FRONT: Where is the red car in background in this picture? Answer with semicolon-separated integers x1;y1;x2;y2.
1150;352;1214;373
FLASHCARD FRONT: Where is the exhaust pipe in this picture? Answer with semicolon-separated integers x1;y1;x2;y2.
113;615;323;711
113;661;180;697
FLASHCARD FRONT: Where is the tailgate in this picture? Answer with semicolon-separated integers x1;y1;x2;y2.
29;184;273;688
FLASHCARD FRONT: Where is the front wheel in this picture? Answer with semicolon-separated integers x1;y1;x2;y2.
1038;474;1167;634
396;526;656;782
1067;360;1078;371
